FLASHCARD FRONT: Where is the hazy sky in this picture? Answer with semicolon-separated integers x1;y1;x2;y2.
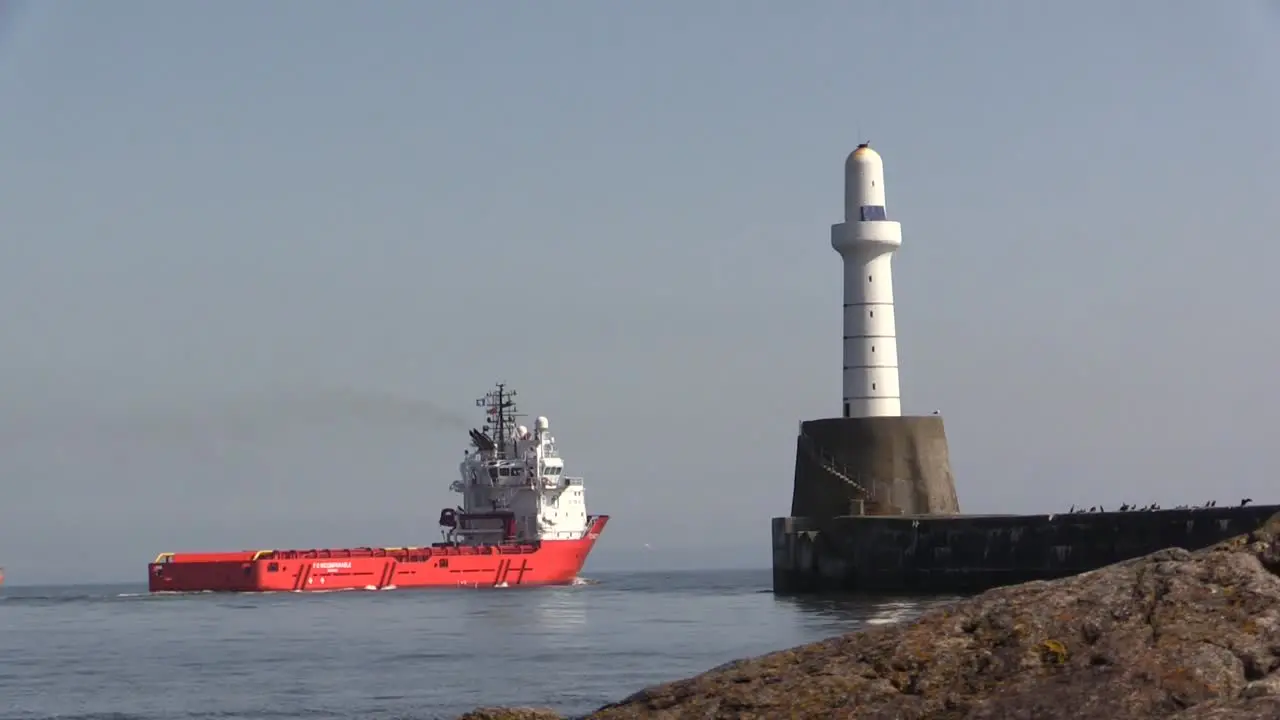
3;1;1280;584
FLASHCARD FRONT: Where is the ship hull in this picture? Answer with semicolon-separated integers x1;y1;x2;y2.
148;516;607;593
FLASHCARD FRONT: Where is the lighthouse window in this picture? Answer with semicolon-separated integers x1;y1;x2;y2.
868;275;873;282
859;205;887;221
871;346;875;352
872;383;877;390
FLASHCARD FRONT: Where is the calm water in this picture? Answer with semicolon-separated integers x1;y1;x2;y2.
0;569;950;720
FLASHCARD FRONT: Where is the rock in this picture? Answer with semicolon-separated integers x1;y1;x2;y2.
461;512;1280;719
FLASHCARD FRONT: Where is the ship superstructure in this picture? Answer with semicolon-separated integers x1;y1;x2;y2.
443;383;590;545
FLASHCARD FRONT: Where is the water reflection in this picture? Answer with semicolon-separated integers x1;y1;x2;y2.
527;583;590;632
774;593;963;635
458;583;591;636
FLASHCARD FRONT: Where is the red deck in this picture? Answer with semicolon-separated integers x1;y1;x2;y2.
148;516;608;593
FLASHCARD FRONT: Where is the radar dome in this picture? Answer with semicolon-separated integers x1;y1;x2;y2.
517;425;529;439
536;416;549;431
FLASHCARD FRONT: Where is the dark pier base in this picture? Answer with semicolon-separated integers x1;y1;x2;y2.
772;505;1280;595
793;416;960;519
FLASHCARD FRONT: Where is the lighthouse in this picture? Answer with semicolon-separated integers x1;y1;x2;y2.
779;139;959;563
831;142;903;419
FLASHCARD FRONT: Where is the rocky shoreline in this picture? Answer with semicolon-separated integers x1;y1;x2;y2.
459;512;1280;719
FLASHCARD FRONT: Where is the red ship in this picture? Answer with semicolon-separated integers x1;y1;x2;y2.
148;383;608;593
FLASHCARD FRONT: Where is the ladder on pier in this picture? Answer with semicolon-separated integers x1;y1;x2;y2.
795;430;904;516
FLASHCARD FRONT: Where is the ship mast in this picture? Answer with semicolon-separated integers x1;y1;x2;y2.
477;382;524;460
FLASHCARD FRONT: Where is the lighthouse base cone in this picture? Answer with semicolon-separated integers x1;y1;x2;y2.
791;416;960;518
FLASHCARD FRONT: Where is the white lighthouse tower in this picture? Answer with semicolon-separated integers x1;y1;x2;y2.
831;143;903;419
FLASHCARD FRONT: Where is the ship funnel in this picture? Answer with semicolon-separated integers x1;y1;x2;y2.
468;428;495;452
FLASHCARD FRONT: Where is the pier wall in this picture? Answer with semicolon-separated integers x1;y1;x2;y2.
792;416;960;518
772;505;1280;594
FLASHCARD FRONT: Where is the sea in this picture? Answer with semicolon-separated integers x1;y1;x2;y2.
0;569;951;720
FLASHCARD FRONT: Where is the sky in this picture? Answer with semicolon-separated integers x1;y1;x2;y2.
2;1;1280;584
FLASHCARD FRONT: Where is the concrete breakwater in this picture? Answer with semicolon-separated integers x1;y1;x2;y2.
773;503;1280;594
777;414;1277;594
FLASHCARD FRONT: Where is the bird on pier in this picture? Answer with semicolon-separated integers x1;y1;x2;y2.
1241;498;1253;506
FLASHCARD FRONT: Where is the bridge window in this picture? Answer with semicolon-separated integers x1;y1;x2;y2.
860;205;887;221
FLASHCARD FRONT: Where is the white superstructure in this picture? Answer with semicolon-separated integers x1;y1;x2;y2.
830;143;904;418
442;384;591;544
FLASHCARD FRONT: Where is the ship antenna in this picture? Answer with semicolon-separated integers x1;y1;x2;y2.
493;383;507;459
478;382;524;460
